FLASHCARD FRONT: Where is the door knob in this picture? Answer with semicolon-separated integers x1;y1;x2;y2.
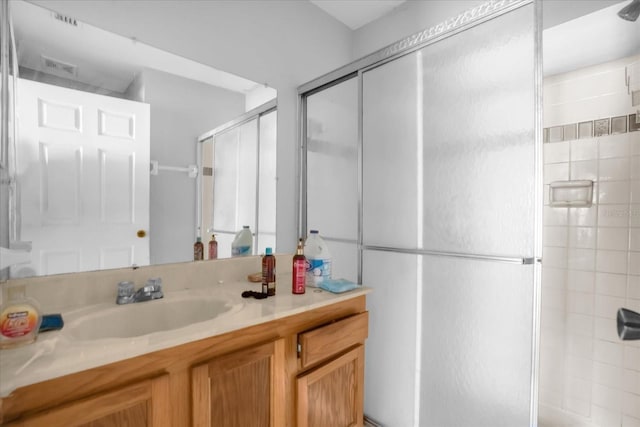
617;308;640;341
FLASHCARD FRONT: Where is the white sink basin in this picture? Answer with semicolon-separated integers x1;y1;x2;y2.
66;293;241;340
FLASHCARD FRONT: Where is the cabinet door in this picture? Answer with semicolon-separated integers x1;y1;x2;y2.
297;345;364;427
192;339;286;427
7;375;170;427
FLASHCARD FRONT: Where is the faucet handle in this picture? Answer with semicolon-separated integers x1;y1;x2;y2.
116;281;135;304
145;277;162;291
117;281;135;297
143;277;164;299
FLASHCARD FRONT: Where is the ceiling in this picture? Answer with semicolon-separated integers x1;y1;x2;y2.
309;0;406;30
11;0;265;95
13;0;409;96
543;1;639;76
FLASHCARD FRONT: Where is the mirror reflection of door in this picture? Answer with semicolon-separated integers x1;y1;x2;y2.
199;103;277;259
14;78;150;277
9;0;277;275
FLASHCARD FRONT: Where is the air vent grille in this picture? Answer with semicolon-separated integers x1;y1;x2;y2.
53;12;78;26
41;55;77;78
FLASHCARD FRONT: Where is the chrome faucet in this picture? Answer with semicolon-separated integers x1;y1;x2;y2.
116;278;164;304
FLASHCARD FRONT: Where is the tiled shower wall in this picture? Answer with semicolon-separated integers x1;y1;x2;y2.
540;55;640;427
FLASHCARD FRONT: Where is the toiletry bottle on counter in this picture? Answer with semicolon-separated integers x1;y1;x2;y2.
193;237;204;261
262;247;276;296
0;286;42;349
208;234;218;260
292;239;306;294
232;226;253;257
304;230;332;287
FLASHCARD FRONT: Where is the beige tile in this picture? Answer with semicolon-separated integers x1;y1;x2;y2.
545;141;571;164
598;228;629;251
623;415;640;427
571;159;598;181
593;339;624;366
569;227;596;249
599;181;631;205
593;361;623;389
599;158;630;181
595;295;626;320
592;383;622;411
596;273;627;297
596;250;628;275
567;291;594;315
624;346;640;371
600;133;631;159
623;392;640;419
592;404;622;427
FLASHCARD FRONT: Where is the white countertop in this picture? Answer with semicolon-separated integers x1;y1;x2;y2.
0;279;370;397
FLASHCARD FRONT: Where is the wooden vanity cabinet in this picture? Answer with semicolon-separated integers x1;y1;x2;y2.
0;295;367;427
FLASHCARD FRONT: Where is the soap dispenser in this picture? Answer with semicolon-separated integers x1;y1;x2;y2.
0;285;42;349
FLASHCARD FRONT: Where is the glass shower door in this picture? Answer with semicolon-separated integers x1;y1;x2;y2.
305;77;359;282
211;119;258;258
361;3;538;426
257;110;277;253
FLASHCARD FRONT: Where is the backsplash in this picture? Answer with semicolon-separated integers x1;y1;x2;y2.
540;54;640;427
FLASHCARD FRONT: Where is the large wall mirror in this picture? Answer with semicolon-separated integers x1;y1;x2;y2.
6;0;277;278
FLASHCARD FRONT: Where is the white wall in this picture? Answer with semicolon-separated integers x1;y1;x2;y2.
30;0;354;253
139;68;245;264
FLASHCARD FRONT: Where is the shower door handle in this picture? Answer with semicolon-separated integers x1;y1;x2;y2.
617;308;640;340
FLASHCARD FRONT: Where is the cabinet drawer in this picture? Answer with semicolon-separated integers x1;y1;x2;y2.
298;311;368;369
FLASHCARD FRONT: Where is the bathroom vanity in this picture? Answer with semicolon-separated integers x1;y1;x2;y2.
0;259;369;426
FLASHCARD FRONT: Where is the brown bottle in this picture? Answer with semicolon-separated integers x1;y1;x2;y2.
208;234;218;260
292;239;306;294
262;247;276;296
193;237;204;261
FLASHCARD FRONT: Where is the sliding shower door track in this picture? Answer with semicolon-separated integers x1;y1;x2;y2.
362;245;538;265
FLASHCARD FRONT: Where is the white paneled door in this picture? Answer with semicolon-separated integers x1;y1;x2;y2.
14;78;150;277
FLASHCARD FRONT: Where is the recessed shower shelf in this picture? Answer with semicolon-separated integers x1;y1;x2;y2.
549;180;594;208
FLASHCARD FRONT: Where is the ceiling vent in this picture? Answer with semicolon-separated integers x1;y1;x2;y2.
52;12;78;26
41;55;78;78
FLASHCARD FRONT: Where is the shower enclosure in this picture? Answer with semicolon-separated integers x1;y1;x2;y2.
198;101;277;259
538;11;640;424
300;1;542;426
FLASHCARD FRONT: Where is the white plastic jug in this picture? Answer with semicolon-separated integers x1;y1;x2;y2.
231;226;253;257
303;230;332;287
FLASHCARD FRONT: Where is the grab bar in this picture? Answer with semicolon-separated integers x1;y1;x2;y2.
150;161;198;178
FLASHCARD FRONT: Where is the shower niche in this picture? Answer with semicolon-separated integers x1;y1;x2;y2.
548;180;594;207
